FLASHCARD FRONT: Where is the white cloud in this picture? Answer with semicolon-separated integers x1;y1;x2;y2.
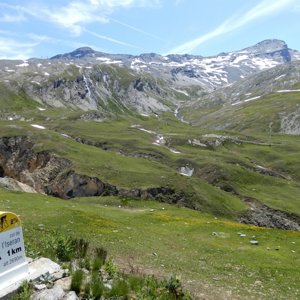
110;18;164;42
0;37;38;59
168;0;297;54
26;33;54;43
85;29;141;49
0;0;161;48
0;12;26;23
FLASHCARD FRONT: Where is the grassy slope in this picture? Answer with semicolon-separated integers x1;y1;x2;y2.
0;189;299;299
0;84;300;298
1;107;300;216
184;91;300;134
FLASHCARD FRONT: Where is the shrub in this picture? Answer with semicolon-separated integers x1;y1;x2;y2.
71;270;84;294
92;257;104;271
55;235;75;261
74;238;89;259
95;246;108;263
165;276;192;299
90;275;104;300
109;279;129;298
104;258;118;278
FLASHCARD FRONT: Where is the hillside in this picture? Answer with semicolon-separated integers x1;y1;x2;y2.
181;61;300;134
0;40;300;299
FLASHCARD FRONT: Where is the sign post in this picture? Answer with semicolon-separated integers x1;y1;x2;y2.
0;211;29;291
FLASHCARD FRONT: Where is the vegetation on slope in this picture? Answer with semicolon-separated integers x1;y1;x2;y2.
0;189;299;299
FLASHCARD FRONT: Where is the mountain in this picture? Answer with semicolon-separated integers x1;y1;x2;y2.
1;39;300;299
181;60;300;134
50;39;300;91
0;39;299;119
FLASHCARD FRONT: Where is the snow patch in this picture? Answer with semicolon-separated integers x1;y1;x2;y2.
170;148;181;154
139;128;157;134
130;124;156;134
37;107;46;111
31;124;46;129
96;57;110;62
172;88;189;97
276;89;300;93
251;57;280;70
44;72;50;76
274;74;286;81
31;81;41;85
232;96;261;106
16;62;29;67
232;55;248;64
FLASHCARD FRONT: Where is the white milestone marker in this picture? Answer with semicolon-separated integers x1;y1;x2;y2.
0;211;29;291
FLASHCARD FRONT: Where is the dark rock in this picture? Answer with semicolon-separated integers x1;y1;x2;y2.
47;171;109;199
239;197;300;231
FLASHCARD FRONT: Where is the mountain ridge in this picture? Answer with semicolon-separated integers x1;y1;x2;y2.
0;39;299;117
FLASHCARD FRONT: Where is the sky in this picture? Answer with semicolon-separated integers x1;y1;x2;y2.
0;0;300;59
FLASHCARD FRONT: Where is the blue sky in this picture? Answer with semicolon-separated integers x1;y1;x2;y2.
0;0;299;59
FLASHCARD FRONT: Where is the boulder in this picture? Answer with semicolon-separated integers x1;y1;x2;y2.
32;285;65;300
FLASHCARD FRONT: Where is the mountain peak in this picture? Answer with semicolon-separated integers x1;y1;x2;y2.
51;47;98;60
245;39;288;54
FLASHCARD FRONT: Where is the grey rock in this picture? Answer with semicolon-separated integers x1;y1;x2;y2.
0;177;37;193
34;284;47;291
63;291;78;300
54;277;72;292
32;285;65;300
28;258;62;282
52;271;65;281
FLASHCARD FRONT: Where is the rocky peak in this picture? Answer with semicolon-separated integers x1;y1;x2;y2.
241;39;294;63
51;47;99;60
244;39;288;54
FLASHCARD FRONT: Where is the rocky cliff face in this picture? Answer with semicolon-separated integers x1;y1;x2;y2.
0;136;108;198
0;136;187;204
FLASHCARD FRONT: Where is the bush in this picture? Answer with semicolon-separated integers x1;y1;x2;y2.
74;238;89;259
109;279;129;298
165;276;192;299
92;257;104;271
95;246;108;263
91;275;104;300
71;270;84;294
104;258;118;278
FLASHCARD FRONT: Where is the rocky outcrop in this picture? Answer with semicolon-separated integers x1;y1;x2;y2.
0;177;37;193
0;136;115;199
0;257;71;300
239;197;300;230
47;171;104;199
0;136;187;204
0;136;72;195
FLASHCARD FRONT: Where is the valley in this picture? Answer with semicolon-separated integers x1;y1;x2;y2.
0;39;300;299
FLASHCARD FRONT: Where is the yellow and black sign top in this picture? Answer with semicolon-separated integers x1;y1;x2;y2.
0;211;21;233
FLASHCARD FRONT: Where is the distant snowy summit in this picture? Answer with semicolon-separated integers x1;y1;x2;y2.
49;39;300;90
0;39;299;116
